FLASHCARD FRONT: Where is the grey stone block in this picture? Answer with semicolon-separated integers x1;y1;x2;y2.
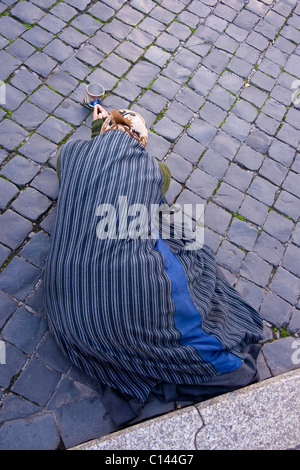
70;13;101;36
0;178;19;210
282;243;300;278
198;149;228;179
240;252;272;287
29;85;63;113
0;290;17;329
263;210;294;243
262;337;300;376
151;76;181;100
37;116;73;144
248;176;278;206
114;40;143;63
222;115;251;142
259;292;292;328
215;33;238;54
22;25;53;49
59;26;88;48
162;61;191;85
225;164;253;194
227;216;258;250
102;18;132;41
12;358;61;407
38;13;66;34
12;187;52;222
177;86;205;112
245;129;272;154
0;256;40;301
90;31;118;55
89;2;115;21
174;48;201;72
253;232;284;266
11;69;41;95
12;102;48;132
283;171;300;199
50;1;77;21
61;56;91;80
0;244;11;270
1;155;39;187
274;191;300;222
56;395;116;449
208;85;236;112
203;201;232;235
147;132;170;161
256;113;280;136
258;58;281;79
239;195;268;226
5;38;35;61
2;84;26;112
0;210;32;251
19;133;57;164
189;66;218;96
209;131;240;160
2;307;47;354
227;56;253;78
173;134;205;165
0;16;27;40
0;394;41;424
0;50;22;81
213;182;244;212
127;61;160;88
127;27;154;48
204;48;230;75
75;45;104;67
234;144;264;171
231;99;258;123
0;342;27;389
186;168;219;199
218;71;244;95
54;99;89;126
153;117;182;142
167;97;192;125
36;333;72;374
25;51;57;77
20;231;50;268
101;53;131;77
199;101;227;127
268;140;295;167
288;310;300;334
292;223;300;247
87;69;119;92
165;153;193;183
216;240;245;274
0;119;28;152
235;277;264;311
11;1;45;24
277;124;300;149
259;157;288;186
270;267;300;305
187;119;218;149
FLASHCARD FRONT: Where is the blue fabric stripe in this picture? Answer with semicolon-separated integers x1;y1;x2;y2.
154;236;243;374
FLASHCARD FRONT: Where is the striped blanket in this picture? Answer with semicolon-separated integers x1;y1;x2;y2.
43;130;263;402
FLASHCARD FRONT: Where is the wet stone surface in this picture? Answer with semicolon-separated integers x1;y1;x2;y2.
0;0;299;450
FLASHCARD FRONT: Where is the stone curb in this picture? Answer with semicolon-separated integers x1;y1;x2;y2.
70;369;300;450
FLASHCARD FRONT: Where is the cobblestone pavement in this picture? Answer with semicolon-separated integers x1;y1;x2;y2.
0;0;300;450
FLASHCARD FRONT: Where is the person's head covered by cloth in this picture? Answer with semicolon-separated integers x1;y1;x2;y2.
93;104;148;148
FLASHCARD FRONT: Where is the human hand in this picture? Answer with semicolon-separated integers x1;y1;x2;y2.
93;104;109;121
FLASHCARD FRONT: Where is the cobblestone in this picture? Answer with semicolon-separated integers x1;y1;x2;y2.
0;0;300;450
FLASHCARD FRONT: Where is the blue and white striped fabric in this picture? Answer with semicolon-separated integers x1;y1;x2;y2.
43;131;263;402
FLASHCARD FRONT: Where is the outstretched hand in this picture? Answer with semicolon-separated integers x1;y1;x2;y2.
93;104;109;121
